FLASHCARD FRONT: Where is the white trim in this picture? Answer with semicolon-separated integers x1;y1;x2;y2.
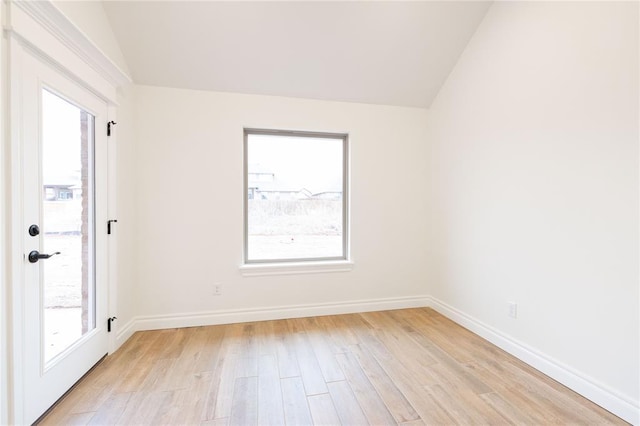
125;295;430;332
10;1;130;88
6;2;126;104
240;260;354;277
429;296;640;425
7;32;26;426
114;318;136;351
107;104;118;354
0;1;8;423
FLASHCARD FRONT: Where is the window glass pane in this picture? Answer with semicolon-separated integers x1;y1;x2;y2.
246;132;346;262
42;89;95;363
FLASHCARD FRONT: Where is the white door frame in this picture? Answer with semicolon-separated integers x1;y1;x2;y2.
0;1;8;425
3;1;129;423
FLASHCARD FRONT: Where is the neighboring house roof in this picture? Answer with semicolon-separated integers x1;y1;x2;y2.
248;163;275;176
312;191;342;196
44;183;76;188
44;172;81;187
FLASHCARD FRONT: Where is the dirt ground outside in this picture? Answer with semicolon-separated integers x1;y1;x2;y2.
248;199;344;260
42;234;84;361
248;235;342;260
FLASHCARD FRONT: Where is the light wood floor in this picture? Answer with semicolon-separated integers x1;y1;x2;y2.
39;308;625;425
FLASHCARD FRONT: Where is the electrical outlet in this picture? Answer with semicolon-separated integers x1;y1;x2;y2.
508;302;517;319
213;284;223;296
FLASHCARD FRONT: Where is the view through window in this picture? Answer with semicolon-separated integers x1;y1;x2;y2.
245;129;348;263
42;89;95;362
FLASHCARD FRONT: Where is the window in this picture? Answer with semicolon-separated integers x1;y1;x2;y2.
244;128;348;264
57;190;73;200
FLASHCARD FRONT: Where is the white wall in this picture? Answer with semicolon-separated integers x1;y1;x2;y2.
425;1;638;421
52;0;129;76
130;85;430;324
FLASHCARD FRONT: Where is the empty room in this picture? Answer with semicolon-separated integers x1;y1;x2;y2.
1;0;638;424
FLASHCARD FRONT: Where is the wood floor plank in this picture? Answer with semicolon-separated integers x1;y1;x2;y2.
38;308;627;426
327;380;369;425
60;375;113;415
324;314;367;353
159;371;213;424
399;419;426;426
312;315;350;354
392;309;501;367
194;332;226;419
139;357;178;392
501;356;619;423
484;355;614;423
114;330;170;393
256;319;278;356
335;351;396;424
348;343;420;423
479;391;543;425
115;390;173;424
464;361;563;424
203;325;241;421
353;321;440;388
206;354;238;420
238;323;260;358
158;326;211;391
307;393;341;426
272;319;301;379
288;319;329;395
257;355;285;426
86;392;132;425
426;383;508;425
360;311;440;371
281;377;313;425
201;418;229;426
192;325;226;374
234;355;259;379
36;395;85;425
300;316;346;383
150;389;184;425
229;376;258;426
65;411;95;425
157;327;190;360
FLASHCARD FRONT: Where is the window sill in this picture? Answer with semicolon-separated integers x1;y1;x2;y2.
240;260;354;277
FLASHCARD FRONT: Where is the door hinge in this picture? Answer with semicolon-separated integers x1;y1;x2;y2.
107;120;117;136
107;219;118;235
107;316;117;332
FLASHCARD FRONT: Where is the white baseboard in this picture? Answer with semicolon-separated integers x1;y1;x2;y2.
120;295;431;333
429;297;640;425
113;318;138;352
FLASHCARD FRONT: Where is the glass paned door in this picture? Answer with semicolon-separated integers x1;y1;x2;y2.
41;89;96;363
19;50;109;425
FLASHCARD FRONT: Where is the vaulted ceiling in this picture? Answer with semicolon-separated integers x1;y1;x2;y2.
103;1;491;108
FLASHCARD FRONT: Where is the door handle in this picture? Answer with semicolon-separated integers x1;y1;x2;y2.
28;250;61;263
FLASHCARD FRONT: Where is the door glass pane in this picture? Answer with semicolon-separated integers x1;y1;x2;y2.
42;89;95;363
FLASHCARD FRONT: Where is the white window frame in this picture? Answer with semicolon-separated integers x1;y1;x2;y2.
242;128;351;271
